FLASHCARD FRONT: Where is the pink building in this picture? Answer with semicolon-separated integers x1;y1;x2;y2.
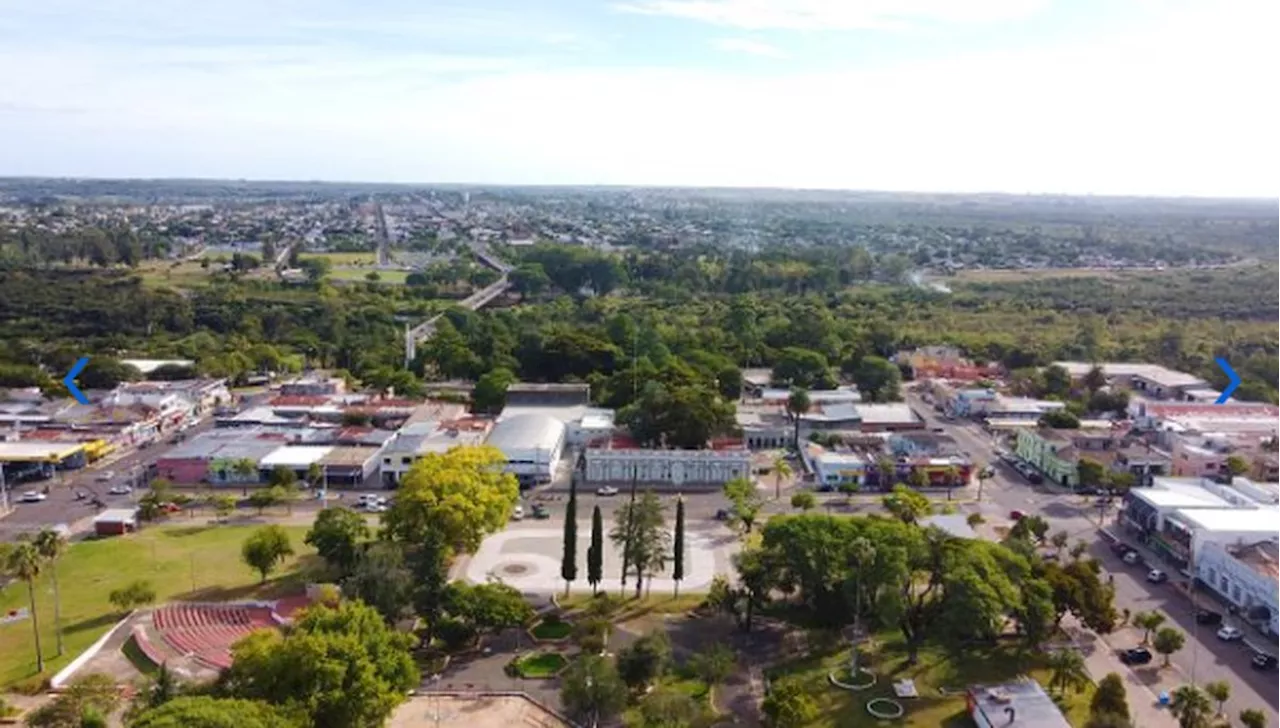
1171;438;1226;478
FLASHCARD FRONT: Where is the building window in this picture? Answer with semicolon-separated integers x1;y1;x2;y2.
1220;576;1229;593
1232;585;1241;603
401;457;411;465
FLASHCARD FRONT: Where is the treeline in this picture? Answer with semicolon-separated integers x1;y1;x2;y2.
0;225;171;268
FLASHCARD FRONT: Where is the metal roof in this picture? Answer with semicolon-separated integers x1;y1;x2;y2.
486;413;565;454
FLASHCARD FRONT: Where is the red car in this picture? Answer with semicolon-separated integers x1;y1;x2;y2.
1009;510;1026;521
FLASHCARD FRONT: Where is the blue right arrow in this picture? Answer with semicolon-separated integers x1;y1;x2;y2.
1215;357;1240;404
64;357;90;405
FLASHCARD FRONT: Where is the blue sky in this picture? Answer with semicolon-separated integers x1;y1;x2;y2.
0;0;1274;196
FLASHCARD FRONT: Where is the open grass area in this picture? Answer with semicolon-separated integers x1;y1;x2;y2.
327;267;409;284
950;267;1134;283
134;259;216;289
765;633;1093;727
510;652;568;678
558;593;706;620
0;524;316;688
298;251;377;265
530;619;573;641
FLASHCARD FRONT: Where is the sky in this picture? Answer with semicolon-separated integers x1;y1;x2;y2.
0;0;1275;196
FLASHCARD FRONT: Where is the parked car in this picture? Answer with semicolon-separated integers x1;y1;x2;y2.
512;505;525;521
1216;625;1244;642
1146;569;1168;584
1109;541;1133;556
107;485;133;496
1026;472;1044;485
1120;647;1153;665
19;491;46;503
596;486;619;496
1194;610;1223;626
1251;652;1278;671
95;471;115;483
531;503;551;519
1122;551;1141;565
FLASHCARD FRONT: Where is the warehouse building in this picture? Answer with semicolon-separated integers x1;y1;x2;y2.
486;413;566;486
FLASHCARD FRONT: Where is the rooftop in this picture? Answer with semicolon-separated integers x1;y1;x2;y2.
93;508;139;524
486;413;566;454
259;446;334;468
1231;540;1279;581
0;441;86;461
855;403;920;425
1054;361;1205;388
118;359;195;375
1133;487;1234;510
1171;507;1280;536
967;680;1071;728
319;446;379;467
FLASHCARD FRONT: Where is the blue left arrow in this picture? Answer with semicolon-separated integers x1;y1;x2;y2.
64;357;91;405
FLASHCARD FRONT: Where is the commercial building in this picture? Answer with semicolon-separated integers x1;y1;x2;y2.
1122;476;1279;570
583;435;750;488
1054;362;1208;401
377;418;491;486
854;403;924;432
486;413;567;486
154;429;294;484
317;447;381;487
1196;539;1279;636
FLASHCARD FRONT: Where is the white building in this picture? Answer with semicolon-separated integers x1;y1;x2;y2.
1195;539;1279;636
583;438;749;488
486;413;566;485
377;419;490;487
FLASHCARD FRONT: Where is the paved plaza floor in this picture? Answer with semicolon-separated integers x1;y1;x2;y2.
462;523;739;593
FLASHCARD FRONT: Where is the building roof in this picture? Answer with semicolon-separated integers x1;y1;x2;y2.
1144;402;1280;420
319;446;379;467
486;413;566;454
855;403;920;425
119;359;195;375
1232;540;1279;581
1172;507;1280;536
0;441;86;462
1054;362;1205;388
259;446;334;468
1133;488;1234;510
967;680;1071;728
93;508;139;524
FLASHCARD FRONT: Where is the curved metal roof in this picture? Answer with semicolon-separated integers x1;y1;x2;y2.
486;413;565;454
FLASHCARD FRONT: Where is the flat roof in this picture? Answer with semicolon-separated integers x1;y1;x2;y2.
119;359;195;374
93;508;138;524
0;441;86;462
854;403;920;424
259;446;334;468
1173;507;1280;535
1134;488;1233;509
1054;362;1205;387
319;446;379;467
968;680;1070;728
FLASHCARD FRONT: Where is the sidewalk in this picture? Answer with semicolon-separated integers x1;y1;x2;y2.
1063;615;1180;728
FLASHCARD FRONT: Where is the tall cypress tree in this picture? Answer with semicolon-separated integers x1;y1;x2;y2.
619;472;639;596
587;505;604;595
672;495;685;597
561;480;578;596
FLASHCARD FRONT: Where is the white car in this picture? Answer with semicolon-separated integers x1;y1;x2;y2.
20;491;47;503
512;505;525;520
1217;625;1244;642
596;486;619;496
361;502;388;513
107;485;133;496
95;471;115;483
1122;551;1140;565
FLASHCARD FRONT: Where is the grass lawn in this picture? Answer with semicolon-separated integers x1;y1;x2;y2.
134;260;216;289
299;251;377;265
765;633;1094;727
530;619;573;640
622;674;714;727
327;267;408;284
512;652;568;678
951;267;1134;283
0;523;316;688
558;593;706;621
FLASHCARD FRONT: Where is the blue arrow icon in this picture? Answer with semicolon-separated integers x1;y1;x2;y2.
64;357;90;405
1215;357;1240;404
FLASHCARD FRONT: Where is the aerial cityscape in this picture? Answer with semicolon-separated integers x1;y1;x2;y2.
1;1;1277;728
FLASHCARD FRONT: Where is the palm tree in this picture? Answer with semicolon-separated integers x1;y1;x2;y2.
785;388;810;450
1047;649;1089;696
1169;685;1212;728
1202;680;1230;717
975;462;991;502
771;455;792;501
1132;610;1165;645
5;542;46;673
33;528;67;656
942;465;961;500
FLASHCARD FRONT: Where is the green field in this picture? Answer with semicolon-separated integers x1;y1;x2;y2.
134;259;217;288
299;251;377;265
765;634;1093;727
327;267;408;284
0;524;316;688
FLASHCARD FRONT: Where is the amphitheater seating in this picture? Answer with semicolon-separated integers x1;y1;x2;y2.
151;603;278;670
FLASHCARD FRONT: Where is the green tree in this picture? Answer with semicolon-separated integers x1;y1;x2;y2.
131;697;298;728
790;491;816;511
672;496;685;597
689;643;736;688
1047;649;1089;695
882;484;931;524
1078;457;1107;487
853;355;902;402
210;494;237;523
1240;708;1268;728
1224;455;1249;479
771;454;792;500
560;655;627;727
1089;673;1130;725
108;580;157;612
587;504;604;595
1040;410;1082;429
23;674;120;728
382;445;519;554
1132;610;1166;645
610;490;670;598
617;630;671;689
304;507;369;576
443;580;535;635
246;488;283;515
1203;680;1230;717
3;541;45;673
1153;626;1186;667
342;542;414;624
561;481;578;596
638;685;701;728
268;466;297;489
509;262;551;300
785;388;811;449
761;677;818;728
723;477;765;535
472;367;515;414
33;527;68;656
222;601;417;728
306;462;323;490
1169;685;1212;728
241;526;295;583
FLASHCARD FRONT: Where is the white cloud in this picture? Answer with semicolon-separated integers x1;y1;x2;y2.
613;0;1049;31
712;38;788;58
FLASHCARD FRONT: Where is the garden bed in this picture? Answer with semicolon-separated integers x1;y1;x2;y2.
529;618;573;641
508;652;569;679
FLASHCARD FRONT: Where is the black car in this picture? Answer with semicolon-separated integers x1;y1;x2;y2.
1195;610;1223;626
1252;653;1278;671
1120;648;1153;665
1110;541;1134;556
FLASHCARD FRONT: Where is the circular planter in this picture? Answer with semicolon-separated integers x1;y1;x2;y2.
828;669;877;691
866;698;905;720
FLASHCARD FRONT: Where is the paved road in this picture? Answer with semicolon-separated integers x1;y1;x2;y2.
903;389;1278;722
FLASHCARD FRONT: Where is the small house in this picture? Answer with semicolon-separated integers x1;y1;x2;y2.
93;508;139;537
